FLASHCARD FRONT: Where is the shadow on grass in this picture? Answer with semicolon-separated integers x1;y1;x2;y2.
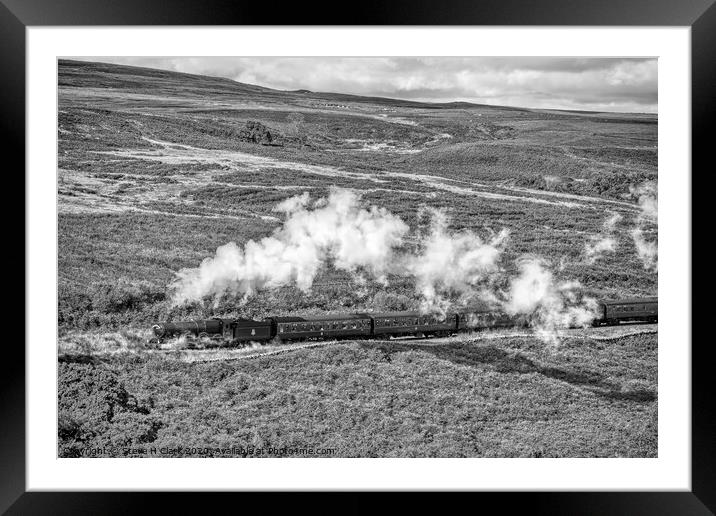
362;341;656;403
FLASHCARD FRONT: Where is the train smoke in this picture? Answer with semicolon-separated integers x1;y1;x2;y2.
631;227;657;271
504;259;598;345
630;181;657;272
584;212;621;264
171;189;511;308
406;209;509;313
631;181;658;222
170;188;409;304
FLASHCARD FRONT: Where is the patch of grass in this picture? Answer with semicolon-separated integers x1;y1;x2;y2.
58;334;657;457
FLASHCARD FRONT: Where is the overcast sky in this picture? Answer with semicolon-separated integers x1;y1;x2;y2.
75;57;657;113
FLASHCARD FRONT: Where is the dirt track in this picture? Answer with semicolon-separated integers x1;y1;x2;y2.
174;323;658;363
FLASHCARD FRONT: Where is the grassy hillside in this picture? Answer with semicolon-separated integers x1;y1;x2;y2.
58;334;657;458
58;59;657;332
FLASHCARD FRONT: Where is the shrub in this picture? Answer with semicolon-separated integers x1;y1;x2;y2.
88;279;165;313
58;363;161;457
372;291;414;311
238;121;273;144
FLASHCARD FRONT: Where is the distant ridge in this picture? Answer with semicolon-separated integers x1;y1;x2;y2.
59;59;656;118
58;59;519;112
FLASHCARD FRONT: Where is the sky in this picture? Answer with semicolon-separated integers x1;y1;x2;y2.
74;57;658;113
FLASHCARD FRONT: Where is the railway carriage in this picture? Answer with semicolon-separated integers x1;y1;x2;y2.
372;311;458;338
269;313;373;341
593;297;658;325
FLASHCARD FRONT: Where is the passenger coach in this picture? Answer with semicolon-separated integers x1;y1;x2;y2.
269;313;373;341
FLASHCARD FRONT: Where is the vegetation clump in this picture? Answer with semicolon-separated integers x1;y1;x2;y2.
238;120;273;144
58;363;161;456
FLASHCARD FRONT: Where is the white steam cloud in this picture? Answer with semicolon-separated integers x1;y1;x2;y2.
504;259;598;346
631;181;658;222
407;210;509;313
584;212;622;264
172;188;512;311
631;227;658;272
171;188;409;303
629;181;657;271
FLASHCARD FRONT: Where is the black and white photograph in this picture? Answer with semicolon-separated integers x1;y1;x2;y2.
57;56;659;459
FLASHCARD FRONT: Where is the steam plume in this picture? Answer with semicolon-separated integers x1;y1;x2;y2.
631;181;658;222
584;212;621;264
629;181;657;271
406;209;509;313
631;227;657;272
504;259;598;345
170;188;409;303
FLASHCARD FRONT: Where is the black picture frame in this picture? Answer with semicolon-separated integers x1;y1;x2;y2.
6;0;711;513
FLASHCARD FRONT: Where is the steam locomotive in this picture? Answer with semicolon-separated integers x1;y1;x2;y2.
150;297;657;346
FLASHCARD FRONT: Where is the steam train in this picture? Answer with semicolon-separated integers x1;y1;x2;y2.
150;297;657;346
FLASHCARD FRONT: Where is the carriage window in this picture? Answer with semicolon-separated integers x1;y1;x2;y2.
279;325;284;333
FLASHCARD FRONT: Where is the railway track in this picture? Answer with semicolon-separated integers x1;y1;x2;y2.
57;322;658;363
175;323;658;363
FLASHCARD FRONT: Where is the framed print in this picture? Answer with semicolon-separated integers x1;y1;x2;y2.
7;0;712;512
